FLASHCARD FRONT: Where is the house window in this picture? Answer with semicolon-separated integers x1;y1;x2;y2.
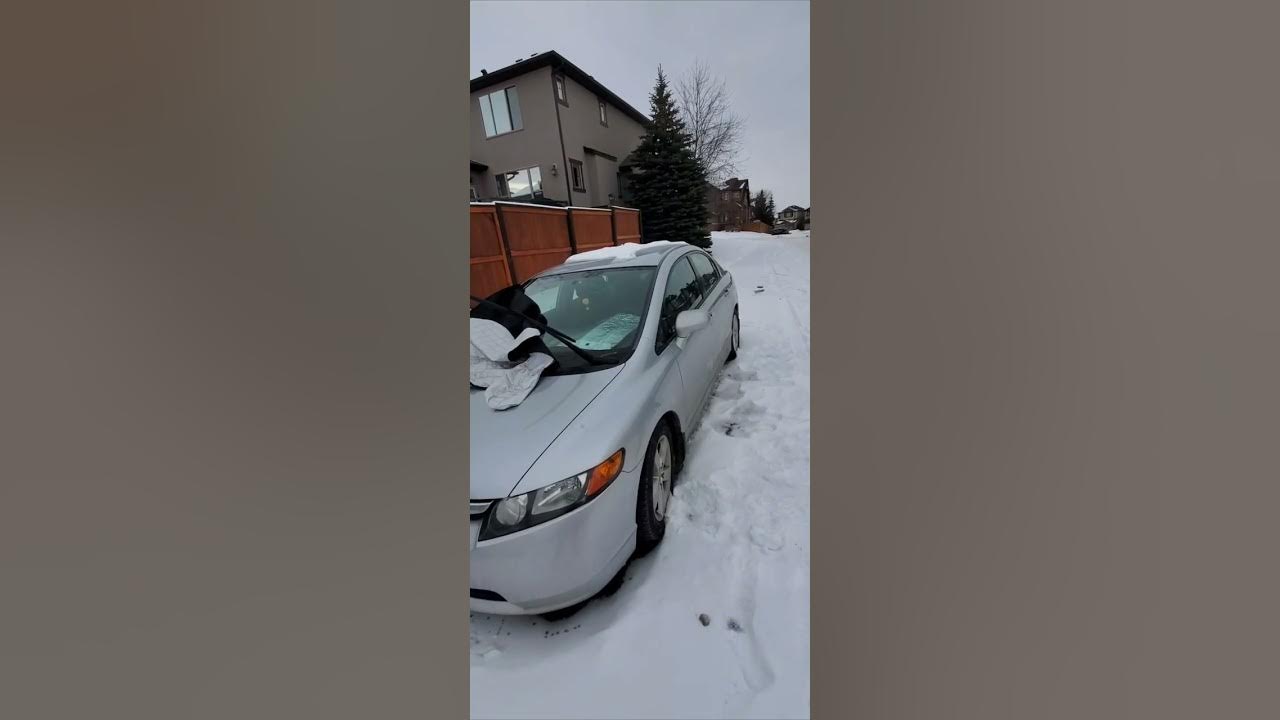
554;75;567;105
569;159;586;193
617;171;631;203
495;166;542;200
598;100;608;126
478;87;523;138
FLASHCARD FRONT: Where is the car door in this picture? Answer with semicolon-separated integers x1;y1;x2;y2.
655;254;715;422
687;251;734;362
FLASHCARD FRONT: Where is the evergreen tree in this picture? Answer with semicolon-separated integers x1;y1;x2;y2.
629;66;711;248
766;195;776;225
752;189;776;225
751;189;768;222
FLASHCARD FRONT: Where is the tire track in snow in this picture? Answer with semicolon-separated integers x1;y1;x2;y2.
680;242;808;707
784;297;810;354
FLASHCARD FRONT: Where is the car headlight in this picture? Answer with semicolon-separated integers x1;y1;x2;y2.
478;449;625;541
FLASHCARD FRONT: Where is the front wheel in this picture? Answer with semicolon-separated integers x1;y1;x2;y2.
726;308;740;362
635;422;675;556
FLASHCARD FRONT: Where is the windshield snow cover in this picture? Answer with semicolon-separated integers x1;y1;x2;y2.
575;313;641;350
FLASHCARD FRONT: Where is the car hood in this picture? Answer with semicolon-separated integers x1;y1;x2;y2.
470;365;624;500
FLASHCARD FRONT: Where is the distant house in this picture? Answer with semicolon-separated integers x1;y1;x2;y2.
470;51;650;206
778;204;810;228
706;177;752;231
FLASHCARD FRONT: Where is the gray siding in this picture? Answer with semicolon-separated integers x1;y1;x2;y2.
556;74;647;206
469;66;569;202
469;65;648;206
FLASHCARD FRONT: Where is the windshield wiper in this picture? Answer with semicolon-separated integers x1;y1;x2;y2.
469;295;607;367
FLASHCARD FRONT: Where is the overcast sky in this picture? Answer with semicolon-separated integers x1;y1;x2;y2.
470;1;810;209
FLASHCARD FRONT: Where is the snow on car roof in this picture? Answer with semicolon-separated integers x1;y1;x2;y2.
563;241;688;265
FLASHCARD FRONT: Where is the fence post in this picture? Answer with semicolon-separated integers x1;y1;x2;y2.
565;207;578;254
609;207;619;246
493;203;518;285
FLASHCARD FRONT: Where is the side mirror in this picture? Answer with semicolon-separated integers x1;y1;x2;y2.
675;309;710;338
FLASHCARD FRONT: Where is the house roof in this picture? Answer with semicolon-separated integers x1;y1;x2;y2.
471;51;651;128
781;204;804;212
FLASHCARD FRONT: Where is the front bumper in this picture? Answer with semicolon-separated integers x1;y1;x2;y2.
469;466;639;615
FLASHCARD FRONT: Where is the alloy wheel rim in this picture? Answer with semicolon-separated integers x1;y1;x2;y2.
653;435;672;520
733;314;740;349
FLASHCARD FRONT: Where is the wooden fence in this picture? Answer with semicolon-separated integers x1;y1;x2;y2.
613;206;642;245
469;205;512;297
470;203;643;299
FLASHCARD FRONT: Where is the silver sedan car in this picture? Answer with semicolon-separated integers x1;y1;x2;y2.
470;242;740;617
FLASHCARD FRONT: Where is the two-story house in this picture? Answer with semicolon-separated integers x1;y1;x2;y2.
470;51;650;207
778;204;810;227
706;177;752;230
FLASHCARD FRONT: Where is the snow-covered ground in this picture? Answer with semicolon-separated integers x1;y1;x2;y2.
470;231;811;720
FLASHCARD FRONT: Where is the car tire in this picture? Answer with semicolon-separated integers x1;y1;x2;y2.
725;308;740;362
540;600;588;622
635;421;676;557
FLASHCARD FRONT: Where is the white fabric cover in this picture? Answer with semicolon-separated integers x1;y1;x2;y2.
469;318;553;410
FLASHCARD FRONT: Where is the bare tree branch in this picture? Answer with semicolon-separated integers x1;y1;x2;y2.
675;60;745;185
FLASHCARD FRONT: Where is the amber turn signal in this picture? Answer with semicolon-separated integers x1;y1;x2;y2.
585;449;625;496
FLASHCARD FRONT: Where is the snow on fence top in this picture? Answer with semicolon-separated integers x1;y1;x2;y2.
467;201;639;212
565;240;687;264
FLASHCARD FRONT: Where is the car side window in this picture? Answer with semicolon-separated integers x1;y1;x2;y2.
655;256;704;354
687;252;720;297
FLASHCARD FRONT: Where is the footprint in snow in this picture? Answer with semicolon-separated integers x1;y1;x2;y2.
714;380;744;401
749;525;784;551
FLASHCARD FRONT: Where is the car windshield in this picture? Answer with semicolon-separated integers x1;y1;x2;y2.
523;266;656;373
